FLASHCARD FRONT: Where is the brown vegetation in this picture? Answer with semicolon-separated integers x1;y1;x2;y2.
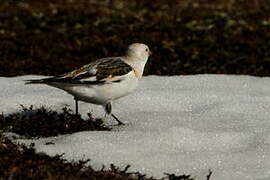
0;0;269;77
0;105;109;137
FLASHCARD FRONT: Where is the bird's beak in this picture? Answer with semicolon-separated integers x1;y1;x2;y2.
149;50;152;55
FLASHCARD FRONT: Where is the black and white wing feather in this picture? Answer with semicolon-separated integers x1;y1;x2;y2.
25;57;133;85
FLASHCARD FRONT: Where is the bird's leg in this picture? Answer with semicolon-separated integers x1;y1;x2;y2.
111;113;124;125
105;102;124;125
74;97;79;116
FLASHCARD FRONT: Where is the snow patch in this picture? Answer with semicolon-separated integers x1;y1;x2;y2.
2;75;270;180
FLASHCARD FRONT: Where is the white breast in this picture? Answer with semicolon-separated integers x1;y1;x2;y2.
66;71;139;105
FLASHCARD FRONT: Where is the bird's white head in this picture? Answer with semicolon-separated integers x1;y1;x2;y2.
126;43;152;62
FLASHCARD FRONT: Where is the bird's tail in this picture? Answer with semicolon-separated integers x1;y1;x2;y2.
24;79;46;84
24;76;59;84
24;76;65;84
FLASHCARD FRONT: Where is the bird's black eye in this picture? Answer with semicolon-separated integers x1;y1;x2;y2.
145;48;148;52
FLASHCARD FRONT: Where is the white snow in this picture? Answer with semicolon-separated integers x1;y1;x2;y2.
2;75;270;180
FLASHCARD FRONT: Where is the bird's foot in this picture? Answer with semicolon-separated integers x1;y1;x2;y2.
111;113;125;126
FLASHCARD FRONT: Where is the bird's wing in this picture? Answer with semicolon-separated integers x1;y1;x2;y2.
25;57;133;85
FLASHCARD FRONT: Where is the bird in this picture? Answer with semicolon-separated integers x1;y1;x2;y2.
25;43;151;125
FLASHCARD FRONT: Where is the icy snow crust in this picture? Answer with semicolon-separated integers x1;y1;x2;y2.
1;75;270;180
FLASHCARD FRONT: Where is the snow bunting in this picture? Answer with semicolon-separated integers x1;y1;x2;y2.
25;43;151;125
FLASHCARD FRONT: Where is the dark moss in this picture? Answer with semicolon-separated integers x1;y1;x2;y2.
0;105;109;138
0;0;269;77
